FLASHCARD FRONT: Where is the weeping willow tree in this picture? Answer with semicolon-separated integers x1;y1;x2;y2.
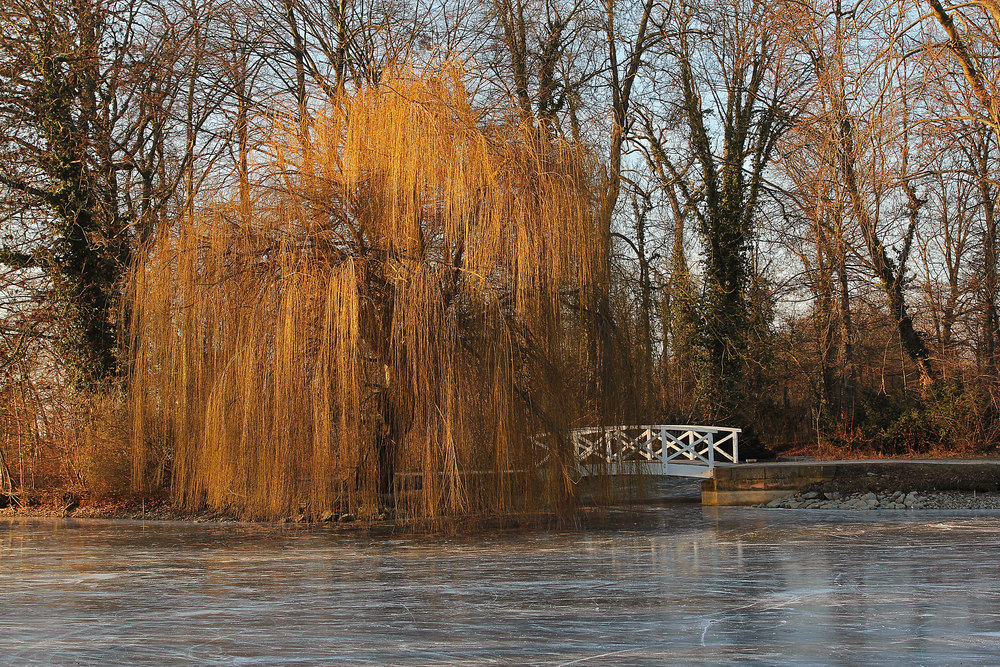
129;69;605;520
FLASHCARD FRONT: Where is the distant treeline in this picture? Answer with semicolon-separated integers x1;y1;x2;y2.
0;0;998;518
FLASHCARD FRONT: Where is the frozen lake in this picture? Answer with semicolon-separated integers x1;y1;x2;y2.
2;506;1000;665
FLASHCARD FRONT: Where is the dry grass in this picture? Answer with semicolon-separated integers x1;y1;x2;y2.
130;68;605;520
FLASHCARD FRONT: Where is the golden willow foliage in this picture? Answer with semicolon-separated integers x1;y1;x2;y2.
129;70;603;520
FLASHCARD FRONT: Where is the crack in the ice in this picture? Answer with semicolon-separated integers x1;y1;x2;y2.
554;647;643;665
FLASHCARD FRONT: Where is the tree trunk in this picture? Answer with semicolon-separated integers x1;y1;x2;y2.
837;114;935;388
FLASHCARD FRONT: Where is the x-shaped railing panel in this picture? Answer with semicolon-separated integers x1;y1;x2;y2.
532;424;740;477
568;425;740;476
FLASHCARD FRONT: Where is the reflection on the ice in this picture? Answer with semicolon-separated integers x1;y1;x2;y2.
2;508;1000;665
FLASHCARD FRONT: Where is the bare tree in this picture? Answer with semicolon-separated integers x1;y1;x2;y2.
640;0;801;418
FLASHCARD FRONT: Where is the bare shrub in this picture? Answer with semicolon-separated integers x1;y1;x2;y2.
72;391;133;500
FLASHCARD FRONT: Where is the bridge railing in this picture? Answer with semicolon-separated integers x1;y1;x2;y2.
568;425;741;478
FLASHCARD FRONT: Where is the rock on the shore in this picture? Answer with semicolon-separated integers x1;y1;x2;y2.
760;490;1000;510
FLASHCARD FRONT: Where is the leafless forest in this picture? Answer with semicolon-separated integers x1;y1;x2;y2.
1;0;999;519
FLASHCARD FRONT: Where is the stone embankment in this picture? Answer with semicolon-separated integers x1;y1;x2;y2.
759;489;1000;510
703;459;1000;506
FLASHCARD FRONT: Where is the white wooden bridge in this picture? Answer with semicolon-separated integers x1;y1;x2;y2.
538;425;741;478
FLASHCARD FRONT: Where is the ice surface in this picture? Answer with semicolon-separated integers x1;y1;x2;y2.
2;507;999;665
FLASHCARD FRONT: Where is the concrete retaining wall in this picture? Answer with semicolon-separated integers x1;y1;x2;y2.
701;459;1000;506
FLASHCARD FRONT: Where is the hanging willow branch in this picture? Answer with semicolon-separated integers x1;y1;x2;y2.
128;68;605;521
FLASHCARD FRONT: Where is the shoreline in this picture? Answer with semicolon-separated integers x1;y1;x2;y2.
0;498;244;524
5;487;1000;528
0;496;676;532
757;489;1000;511
704;457;1000;506
6;460;1000;525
